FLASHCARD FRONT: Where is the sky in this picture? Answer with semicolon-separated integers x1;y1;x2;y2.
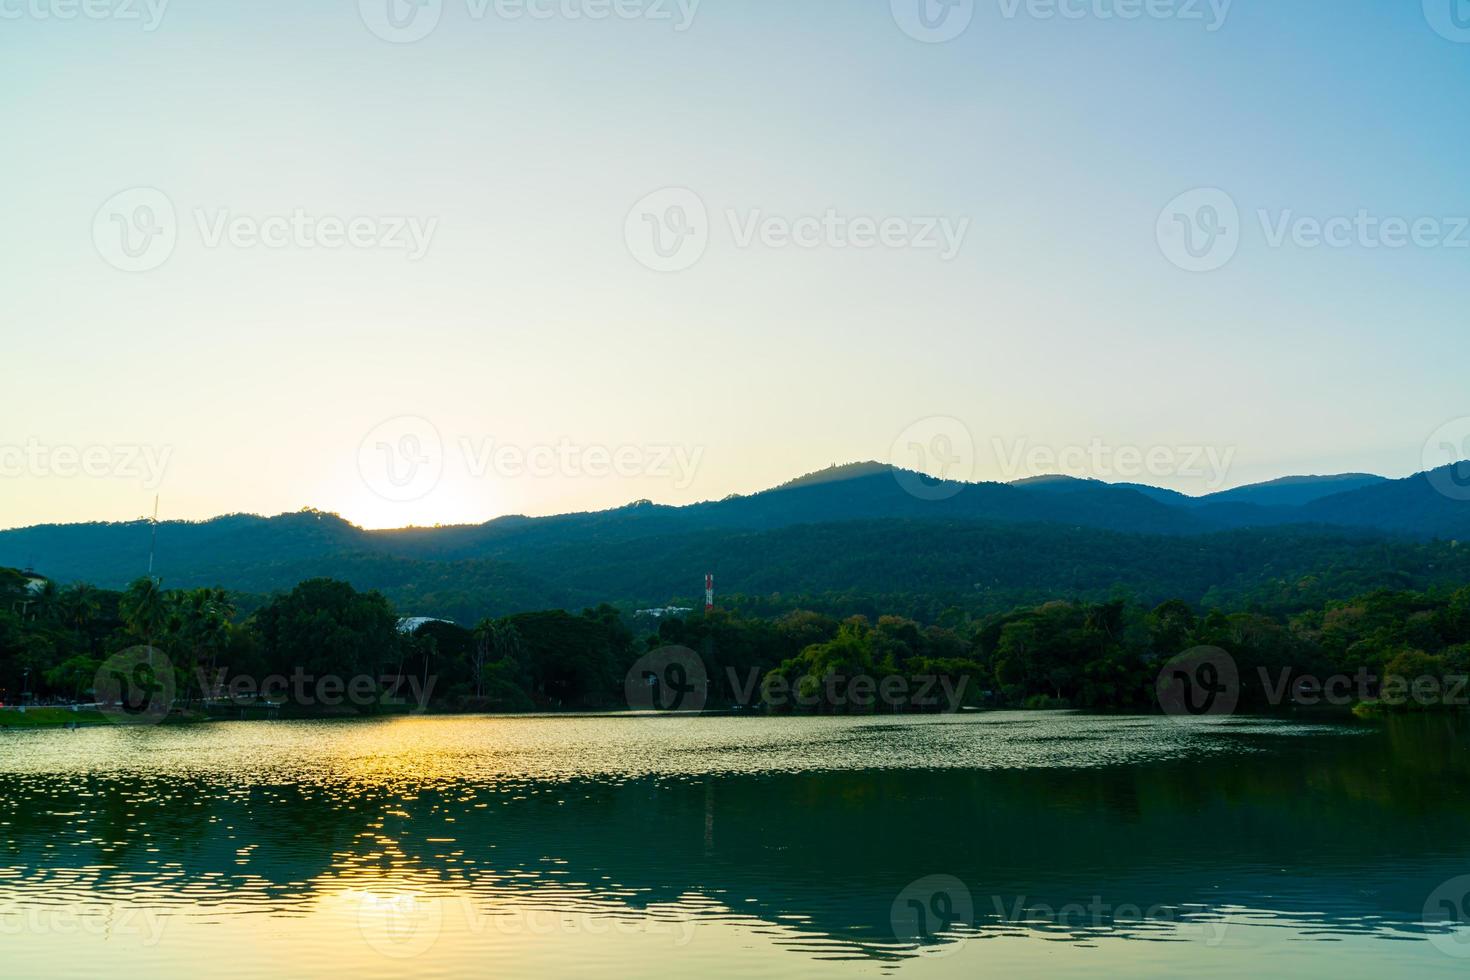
2;0;1469;530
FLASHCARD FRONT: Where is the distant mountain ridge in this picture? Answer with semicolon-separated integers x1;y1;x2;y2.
1203;473;1386;507
1;461;1466;620
1115;473;1387;509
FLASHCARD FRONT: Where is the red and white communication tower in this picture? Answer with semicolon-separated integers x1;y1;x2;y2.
704;573;715;613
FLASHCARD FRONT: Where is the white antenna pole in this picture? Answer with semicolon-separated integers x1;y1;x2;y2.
148;495;159;579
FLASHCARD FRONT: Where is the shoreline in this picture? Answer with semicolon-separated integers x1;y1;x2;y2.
2;702;1434;731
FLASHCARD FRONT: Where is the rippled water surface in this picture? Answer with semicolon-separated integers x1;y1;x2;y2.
3;712;1469;978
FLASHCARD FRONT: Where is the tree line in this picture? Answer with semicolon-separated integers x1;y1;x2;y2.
3;565;1469;715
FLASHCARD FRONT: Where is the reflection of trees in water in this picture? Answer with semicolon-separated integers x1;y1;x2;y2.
2;715;1468;960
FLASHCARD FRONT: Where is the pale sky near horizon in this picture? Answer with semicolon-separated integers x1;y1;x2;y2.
3;1;1469;530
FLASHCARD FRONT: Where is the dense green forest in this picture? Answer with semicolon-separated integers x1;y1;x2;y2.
8;515;1470;630
4;564;1469;718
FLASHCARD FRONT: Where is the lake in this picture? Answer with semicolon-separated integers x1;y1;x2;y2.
2;711;1469;978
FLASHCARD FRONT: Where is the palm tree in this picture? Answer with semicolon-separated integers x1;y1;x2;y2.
174;590;205;708
473;619;525;700
59;583;101;645
472;619;498;699
200;588;235;705
119;577;172;708
171;588;233;709
173;591;218;708
120;577;168;644
31;579;59;623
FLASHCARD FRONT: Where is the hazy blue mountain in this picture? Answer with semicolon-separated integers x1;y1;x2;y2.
1111;482;1200;508
1;462;1467;620
1112;474;1388;511
1299;465;1470;538
0;510;365;587
1200;473;1387;508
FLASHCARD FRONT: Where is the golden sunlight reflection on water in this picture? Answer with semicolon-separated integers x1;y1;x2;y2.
3;712;1470;978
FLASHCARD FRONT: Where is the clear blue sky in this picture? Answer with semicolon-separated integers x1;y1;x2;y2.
3;1;1467;529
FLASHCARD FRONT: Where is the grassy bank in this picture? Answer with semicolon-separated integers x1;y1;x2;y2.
0;706;219;729
0;707;109;729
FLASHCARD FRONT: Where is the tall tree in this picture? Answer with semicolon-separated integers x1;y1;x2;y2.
120;577;168;644
59;583;101;641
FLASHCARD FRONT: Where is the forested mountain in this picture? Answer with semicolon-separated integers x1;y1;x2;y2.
1204;473;1387;508
1;462;1467;623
